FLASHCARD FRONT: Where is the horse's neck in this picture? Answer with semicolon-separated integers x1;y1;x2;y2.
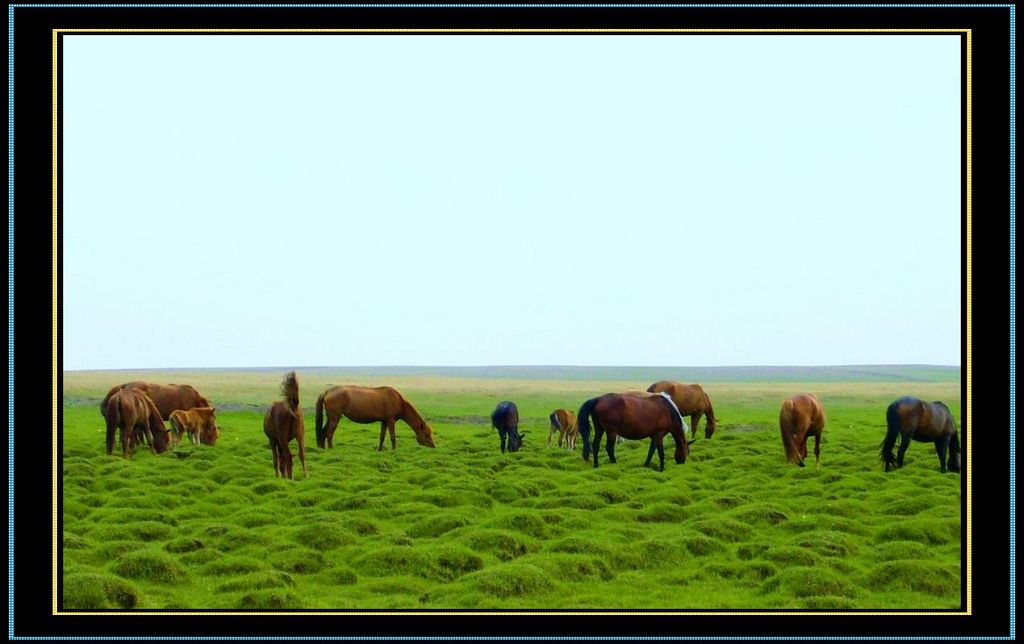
400;400;423;427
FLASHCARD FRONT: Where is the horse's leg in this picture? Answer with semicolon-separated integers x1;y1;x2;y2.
656;436;666;472
896;431;911;468
325;415;341;448
547;427;554;448
935;435;950;473
592;425;603;468
121;427;130;459
297;435;308;478
143;423;157;454
813;431;821;469
388;421;397;450
690;414;700;441
269;439;280;477
605;432;617;464
500;430;507;454
644;439;657;468
377;422;388;452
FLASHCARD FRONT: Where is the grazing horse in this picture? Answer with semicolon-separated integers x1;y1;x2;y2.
492;401;526;453
646;381;718;440
315;385;435;451
100;382;211;421
169;407;220;448
548;408;578;449
578;392;691;471
263;371;307;479
105;388;171;458
779;394;825;468
880;397;961;473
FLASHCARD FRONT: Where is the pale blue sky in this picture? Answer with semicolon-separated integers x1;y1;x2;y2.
61;35;962;369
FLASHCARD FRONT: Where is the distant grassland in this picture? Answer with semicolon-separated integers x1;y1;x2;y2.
61;367;963;610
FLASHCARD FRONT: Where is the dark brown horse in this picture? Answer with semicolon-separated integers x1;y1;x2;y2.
169;407;220;448
548;408;578;450
779;394;825;468
100;382;211;421
105;388;171;458
315;385;435;451
881;396;961;473
646;380;718;440
578;392;691;471
492;401;526;453
263;372;307;479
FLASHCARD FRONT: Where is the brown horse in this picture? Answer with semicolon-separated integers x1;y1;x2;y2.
779;394;825;468
105;388;171;458
169;407;220;448
646;381;718;441
314;385;435;451
263;372;307;479
548;408;579;449
100;382;211;421
578;391;691;471
880;396;961;473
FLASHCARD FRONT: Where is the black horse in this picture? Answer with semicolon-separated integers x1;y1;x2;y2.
880;396;961;473
491;401;526;453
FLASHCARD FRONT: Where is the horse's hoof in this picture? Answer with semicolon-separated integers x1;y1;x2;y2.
798;461;806;468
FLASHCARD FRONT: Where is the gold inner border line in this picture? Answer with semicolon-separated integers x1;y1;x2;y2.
49;26;974;618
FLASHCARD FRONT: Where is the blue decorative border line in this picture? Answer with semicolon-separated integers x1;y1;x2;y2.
8;1;1011;642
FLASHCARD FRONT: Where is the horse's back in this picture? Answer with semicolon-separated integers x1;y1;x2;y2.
599;393;671;434
326;385;402;419
783;394;825;428
492;401;518;429
648;381;707;414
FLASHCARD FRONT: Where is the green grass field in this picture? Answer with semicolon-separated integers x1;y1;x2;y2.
60;367;963;610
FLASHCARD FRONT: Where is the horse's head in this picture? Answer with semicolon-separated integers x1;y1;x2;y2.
152;427;171;454
508;430;525;453
705;416;718;439
415;421;435;448
202;424;221;446
675;438;694;464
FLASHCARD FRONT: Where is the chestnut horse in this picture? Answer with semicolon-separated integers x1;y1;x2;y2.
105;388;171;458
315;385;435;451
880;396;961;473
548;408;578;449
100;382;210;421
492;401;526;453
263;372;307;479
779;394;825;468
646;381;718;440
169;407;220;448
578;392;691;471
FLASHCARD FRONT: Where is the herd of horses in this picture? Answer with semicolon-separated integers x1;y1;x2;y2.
97;375;962;477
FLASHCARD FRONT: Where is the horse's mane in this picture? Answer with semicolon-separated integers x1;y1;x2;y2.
656;392;689;435
280;371;300;412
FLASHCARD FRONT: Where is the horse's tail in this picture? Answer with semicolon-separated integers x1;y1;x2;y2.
280;371;300;412
577;397;599;460
879;400;901;471
105;395;120;455
315;391;326;446
779;399;799;463
549;412;560;430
